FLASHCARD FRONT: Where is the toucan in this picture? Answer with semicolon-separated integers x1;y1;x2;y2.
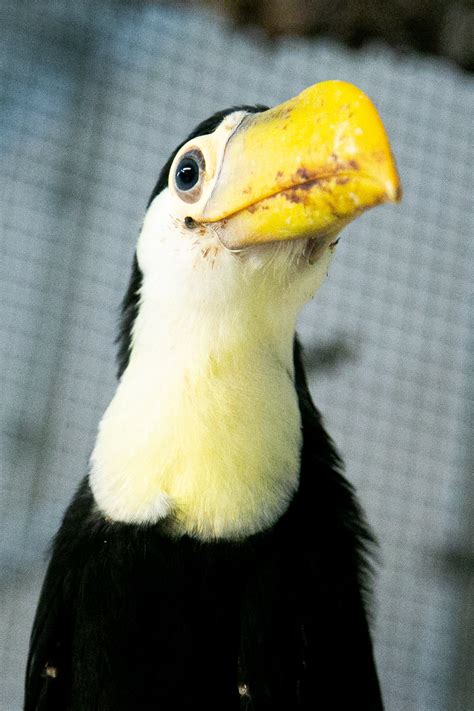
25;81;401;710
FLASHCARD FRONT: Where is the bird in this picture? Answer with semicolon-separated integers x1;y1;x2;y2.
24;80;401;710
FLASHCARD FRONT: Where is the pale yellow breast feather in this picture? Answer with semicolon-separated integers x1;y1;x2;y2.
90;345;302;540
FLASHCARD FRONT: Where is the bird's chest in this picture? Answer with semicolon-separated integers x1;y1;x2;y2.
72;527;249;709
90;352;302;540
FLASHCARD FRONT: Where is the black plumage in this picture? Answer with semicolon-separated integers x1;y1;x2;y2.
25;108;384;710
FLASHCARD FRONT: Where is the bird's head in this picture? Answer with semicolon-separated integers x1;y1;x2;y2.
125;81;401;370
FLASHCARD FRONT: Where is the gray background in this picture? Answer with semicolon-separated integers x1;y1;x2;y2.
1;2;472;709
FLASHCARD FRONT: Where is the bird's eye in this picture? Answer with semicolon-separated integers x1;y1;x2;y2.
173;149;205;203
175;157;200;191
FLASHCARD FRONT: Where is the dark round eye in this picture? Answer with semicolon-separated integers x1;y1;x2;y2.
175;157;200;191
172;148;205;203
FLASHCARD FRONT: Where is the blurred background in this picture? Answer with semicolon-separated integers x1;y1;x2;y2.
1;1;472;709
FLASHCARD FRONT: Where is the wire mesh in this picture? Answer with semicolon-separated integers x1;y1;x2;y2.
1;2;472;709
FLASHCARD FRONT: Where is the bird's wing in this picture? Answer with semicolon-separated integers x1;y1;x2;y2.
24;552;74;711
24;479;92;711
293;338;384;709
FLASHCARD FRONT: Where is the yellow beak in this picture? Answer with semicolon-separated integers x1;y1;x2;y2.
201;81;401;249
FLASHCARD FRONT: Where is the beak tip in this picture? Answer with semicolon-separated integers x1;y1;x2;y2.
387;177;403;204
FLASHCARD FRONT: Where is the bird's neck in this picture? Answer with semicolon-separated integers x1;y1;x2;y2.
90;299;302;540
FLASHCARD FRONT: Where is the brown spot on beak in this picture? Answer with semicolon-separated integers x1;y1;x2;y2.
246;202;269;214
296;166;312;181
293;159;359;186
281;187;306;204
281;178;331;205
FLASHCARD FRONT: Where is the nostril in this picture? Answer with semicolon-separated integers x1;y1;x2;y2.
184;216;197;229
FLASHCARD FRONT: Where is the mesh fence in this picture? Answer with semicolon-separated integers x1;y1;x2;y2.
1;2;472;709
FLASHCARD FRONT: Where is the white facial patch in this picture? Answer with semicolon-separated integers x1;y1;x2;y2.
167;111;248;222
